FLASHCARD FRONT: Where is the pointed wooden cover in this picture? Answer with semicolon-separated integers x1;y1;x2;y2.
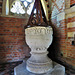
25;0;49;28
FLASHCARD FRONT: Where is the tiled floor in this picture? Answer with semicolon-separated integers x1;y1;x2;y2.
0;61;23;75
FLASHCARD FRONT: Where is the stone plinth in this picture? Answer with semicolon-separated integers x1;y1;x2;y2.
14;60;65;75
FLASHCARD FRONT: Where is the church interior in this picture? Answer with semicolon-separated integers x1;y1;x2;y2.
0;0;75;75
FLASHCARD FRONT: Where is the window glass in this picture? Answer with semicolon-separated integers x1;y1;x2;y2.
27;0;32;2
10;0;35;15
24;1;28;7
10;1;25;14
27;2;34;15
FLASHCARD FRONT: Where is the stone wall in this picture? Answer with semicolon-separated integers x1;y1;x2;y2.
0;0;51;63
0;17;30;62
50;0;75;66
49;0;66;57
66;15;75;59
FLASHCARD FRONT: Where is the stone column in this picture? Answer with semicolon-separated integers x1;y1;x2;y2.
2;0;6;16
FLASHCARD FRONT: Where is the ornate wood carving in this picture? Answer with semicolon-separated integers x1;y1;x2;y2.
25;0;49;28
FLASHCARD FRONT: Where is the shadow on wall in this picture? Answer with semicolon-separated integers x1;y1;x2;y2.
47;15;61;61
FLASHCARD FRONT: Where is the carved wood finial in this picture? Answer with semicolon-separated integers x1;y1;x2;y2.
25;0;49;28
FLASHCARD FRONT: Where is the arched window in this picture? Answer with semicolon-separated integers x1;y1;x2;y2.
10;0;35;16
2;0;49;20
10;0;25;14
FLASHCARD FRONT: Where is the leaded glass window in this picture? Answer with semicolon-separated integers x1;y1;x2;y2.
10;0;35;15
